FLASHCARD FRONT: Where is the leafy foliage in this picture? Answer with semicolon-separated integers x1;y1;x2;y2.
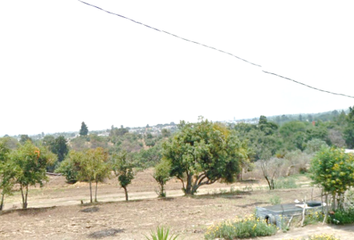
80;122;89;136
153;160;171;197
163;118;249;195
111;151;134;201
0;138;16;210
205;214;277;239
328;208;354;225
10;141;57;208
57;148;110;202
310;147;354;210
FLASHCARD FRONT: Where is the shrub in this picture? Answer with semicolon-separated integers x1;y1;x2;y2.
328;208;354;225
274;177;298;189
204;214;277;239
55;159;78;183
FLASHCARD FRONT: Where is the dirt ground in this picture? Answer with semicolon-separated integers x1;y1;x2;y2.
1;169;353;240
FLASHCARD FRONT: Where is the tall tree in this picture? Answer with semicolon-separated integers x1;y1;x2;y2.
10;141;57;209
43;136;69;163
79;122;89;136
162;118;249;195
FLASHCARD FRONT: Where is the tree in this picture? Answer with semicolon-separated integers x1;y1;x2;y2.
258;115;278;136
43;135;69;170
0;139;16;210
343;106;354;148
55;157;79;183
162;118;249;195
161;128;171;138
153;160;171;197
63;148;110;203
310;147;354;210
80;122;89;136
111;151;134;201
19;135;32;145
10;141;57;209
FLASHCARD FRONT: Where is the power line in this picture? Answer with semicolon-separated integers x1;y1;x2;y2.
78;0;354;99
262;71;354;99
78;0;261;68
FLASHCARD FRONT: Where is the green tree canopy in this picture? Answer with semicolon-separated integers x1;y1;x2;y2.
10;141;57;209
0;138;16;210
310;147;354;210
79;122;89;136
61;148;110;203
111;151;134;201
162;118;250;195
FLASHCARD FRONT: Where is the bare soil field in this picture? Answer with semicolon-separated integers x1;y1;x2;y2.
1;169;353;240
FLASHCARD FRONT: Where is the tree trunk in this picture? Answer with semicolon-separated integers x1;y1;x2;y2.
0;191;5;211
20;185;28;209
184;174;193;195
332;193;336;211
95;181;98;202
265;176;274;190
89;181;93;203
158;181;165;197
123;186;128;201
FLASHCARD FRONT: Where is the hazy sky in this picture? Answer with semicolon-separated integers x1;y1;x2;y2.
1;0;353;136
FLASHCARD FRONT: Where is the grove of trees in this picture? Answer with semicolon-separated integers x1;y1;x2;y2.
1;107;354;209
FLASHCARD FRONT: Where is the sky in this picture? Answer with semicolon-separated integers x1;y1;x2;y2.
1;0;353;136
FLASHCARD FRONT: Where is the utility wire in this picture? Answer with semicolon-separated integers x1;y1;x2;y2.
78;0;261;68
262;71;354;99
78;0;354;99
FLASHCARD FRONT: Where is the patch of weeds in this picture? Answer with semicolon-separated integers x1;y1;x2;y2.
88;228;124;239
303;209;324;226
269;195;281;205
204;214;277;239
274;177;298;189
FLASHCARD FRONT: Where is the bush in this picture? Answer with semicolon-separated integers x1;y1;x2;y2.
55;158;78;183
328;208;354;225
204;214;277;239
274;177;298;189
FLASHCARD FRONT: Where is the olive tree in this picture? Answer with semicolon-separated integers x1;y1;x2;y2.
162;118;249;195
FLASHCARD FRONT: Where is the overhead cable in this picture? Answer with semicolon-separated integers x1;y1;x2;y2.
78;0;354;99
